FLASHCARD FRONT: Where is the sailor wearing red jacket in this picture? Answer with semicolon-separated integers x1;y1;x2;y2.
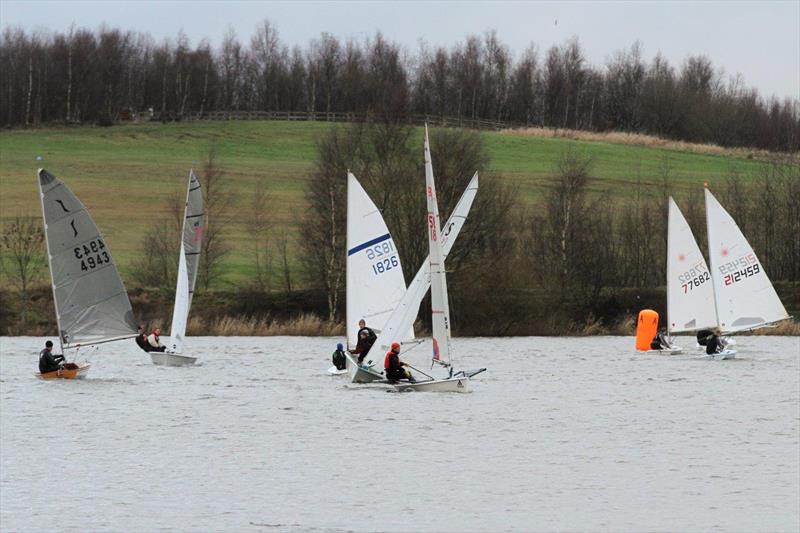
384;341;415;382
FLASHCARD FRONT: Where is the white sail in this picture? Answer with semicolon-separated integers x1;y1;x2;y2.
424;125;453;367
666;197;718;333
346;172;408;349
705;188;789;332
168;170;204;353
37;169;138;349
366;172;479;368
168;245;189;353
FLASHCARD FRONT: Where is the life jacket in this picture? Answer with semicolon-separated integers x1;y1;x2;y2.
384;350;399;371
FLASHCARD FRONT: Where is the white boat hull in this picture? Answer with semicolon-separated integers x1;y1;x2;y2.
696;349;737;361
394;376;471;393
345;352;385;383
644;346;683;355
150;352;197;366
327;365;347;376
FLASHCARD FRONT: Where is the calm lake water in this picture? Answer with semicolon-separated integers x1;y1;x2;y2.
1;336;798;532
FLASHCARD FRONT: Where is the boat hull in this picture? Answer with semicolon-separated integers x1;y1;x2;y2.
37;362;90;380
327;365;347;375
150;352;197;366
696;349;737;361
345;352;384;383
394;376;471;393
644;346;683;355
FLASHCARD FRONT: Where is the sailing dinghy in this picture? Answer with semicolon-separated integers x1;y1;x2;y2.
152;169;204;366
348;171;480;383
36;169;139;379
705;188;789;335
393;125;485;392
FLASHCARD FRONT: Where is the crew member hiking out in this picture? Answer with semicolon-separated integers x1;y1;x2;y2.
332;343;347;371
384;342;415;383
147;328;167;352
696;328;714;346
135;324;151;352
39;340;65;374
706;328;726;355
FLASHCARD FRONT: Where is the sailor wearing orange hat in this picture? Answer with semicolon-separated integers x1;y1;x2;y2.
384;341;415;383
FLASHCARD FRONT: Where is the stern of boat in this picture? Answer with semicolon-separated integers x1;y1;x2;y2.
151;352;197;366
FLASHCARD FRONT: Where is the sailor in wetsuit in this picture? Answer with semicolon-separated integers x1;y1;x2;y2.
706;328;726;355
384;342;415;383
39;340;65;374
332;343;347;370
650;327;672;350
135;325;151;352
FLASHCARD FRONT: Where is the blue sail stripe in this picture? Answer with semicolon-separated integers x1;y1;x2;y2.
348;233;391;256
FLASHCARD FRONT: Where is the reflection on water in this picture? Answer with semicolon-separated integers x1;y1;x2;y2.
1;336;798;532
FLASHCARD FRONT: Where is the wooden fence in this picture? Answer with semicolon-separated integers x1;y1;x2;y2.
152;110;530;131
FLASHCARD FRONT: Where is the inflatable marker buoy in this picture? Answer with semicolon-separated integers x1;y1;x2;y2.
636;309;659;351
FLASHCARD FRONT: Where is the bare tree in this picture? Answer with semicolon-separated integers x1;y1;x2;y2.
199;143;234;289
1;214;45;299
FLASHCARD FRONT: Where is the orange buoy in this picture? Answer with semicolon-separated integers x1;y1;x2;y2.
635;309;659;351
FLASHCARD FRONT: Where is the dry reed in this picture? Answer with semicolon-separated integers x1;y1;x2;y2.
187;314;344;336
750;319;800;336
500;127;779;160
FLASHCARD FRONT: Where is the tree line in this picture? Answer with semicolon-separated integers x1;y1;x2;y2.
2;22;798;151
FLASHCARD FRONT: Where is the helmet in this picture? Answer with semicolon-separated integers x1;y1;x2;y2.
336;343;343;350
391;341;401;351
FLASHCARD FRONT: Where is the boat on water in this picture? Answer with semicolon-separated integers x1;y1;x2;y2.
641;189;789;360
152;169;204;366
393;125;485;392
35;168;139;379
348;169;480;383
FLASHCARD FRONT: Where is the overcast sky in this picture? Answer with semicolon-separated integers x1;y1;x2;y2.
2;0;798;100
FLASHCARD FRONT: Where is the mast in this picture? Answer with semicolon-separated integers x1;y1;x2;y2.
666;198;673;339
37;169;64;354
424;124;452;367
704;187;722;330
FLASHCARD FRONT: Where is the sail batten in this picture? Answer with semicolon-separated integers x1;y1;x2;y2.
38;168;138;348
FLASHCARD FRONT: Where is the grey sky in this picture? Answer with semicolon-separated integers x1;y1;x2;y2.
2;0;798;100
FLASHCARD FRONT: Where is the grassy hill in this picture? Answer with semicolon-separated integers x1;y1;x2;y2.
0;121;768;286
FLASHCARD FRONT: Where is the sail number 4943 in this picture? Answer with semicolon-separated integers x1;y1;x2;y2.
73;238;110;272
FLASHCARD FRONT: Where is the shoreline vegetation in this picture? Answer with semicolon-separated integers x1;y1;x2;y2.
1;286;797;337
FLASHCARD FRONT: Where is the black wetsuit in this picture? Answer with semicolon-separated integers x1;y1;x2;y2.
354;333;376;364
696;329;713;346
650;332;669;350
38;349;64;374
332;349;346;370
384;351;414;382
706;335;724;355
135;334;151;352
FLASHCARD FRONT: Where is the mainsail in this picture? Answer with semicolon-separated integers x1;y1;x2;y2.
168;169;204;353
424;125;453;367
38;169;138;348
346;172;408;349
367;172;479;367
705;188;788;332
666;197;718;333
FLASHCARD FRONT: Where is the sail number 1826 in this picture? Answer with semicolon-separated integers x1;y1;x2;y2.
365;241;399;276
